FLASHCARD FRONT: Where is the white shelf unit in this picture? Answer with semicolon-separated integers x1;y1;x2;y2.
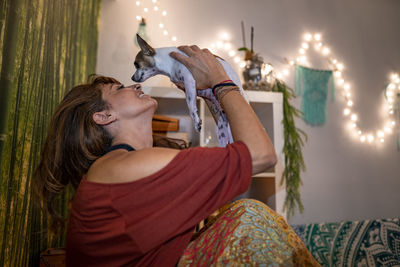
142;86;286;218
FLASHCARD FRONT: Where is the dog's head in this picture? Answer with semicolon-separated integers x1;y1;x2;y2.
132;34;159;82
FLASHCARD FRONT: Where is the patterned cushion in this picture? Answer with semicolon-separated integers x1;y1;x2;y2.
292;218;400;267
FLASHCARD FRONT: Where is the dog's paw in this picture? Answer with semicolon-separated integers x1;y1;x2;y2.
195;119;202;132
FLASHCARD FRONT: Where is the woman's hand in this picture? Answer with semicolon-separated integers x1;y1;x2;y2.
170;45;230;90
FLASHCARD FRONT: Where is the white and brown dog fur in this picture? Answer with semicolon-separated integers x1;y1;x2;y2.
132;34;248;147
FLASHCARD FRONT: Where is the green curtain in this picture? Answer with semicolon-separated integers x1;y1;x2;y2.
0;0;101;265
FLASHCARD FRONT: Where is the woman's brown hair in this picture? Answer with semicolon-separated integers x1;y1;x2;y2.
34;75;189;235
33;75;120;234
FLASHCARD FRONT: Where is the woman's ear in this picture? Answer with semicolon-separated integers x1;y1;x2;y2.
93;111;116;125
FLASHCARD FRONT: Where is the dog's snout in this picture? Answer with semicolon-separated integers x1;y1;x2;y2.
131;73;140;82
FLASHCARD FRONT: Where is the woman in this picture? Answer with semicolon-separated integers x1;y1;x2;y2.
34;46;318;266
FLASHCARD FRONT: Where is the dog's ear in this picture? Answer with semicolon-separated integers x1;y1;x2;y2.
137;34;155;56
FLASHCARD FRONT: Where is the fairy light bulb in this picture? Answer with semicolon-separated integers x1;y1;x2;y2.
220;32;230;41
367;134;374;143
136;16;141;21
154;6;158;11
377;131;384;138
351;114;358;121
283;69;290;76
322;47;330;55
162;11;167;16
299;48;305;54
228;50;236;57
234;57;240;63
144;7;148;12
302;42;309;49
337;63;344;70
159;23;164;28
224;43;231;50
335;71;342;78
152;0;157;3
344;83;350;91
239;61;246;68
304;33;312;41
289;60;295;65
391;73;399;81
347;100;353;107
163;30;168;35
360;135;366;142
136;1;140;6
314;33;322;41
388;83;396;90
172;36;177;41
344;108;351;116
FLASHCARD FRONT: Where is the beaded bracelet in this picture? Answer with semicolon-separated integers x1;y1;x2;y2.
211;80;235;95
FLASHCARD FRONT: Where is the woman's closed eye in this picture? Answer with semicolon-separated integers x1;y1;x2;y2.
117;84;125;90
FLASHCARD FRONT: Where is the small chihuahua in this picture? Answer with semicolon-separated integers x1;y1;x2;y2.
132;34;247;147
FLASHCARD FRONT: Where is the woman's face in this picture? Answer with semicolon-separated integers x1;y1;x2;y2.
100;83;158;121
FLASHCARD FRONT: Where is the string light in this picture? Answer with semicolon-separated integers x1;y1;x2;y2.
281;32;399;146
134;0;177;44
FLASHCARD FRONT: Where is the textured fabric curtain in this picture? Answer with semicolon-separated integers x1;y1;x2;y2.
0;0;101;265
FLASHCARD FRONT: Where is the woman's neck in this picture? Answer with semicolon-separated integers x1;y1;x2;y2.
108;117;154;150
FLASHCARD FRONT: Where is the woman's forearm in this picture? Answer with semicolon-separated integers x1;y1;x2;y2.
219;90;277;174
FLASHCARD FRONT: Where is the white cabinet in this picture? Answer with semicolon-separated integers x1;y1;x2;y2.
143;86;286;218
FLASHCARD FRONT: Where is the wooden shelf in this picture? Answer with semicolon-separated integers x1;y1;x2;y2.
252;172;275;178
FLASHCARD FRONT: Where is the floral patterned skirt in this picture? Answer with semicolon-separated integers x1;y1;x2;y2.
178;199;321;267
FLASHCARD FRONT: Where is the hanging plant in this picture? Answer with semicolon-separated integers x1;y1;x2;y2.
272;80;308;218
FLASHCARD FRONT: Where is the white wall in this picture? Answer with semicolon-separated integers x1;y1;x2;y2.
97;0;400;225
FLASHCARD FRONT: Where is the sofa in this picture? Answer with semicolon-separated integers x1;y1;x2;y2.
292;218;400;266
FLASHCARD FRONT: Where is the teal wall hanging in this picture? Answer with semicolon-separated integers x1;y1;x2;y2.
296;65;335;126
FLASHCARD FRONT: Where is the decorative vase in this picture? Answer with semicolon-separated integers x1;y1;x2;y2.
242;52;265;83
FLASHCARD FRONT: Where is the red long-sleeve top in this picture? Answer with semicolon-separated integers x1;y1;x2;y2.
66;141;252;266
